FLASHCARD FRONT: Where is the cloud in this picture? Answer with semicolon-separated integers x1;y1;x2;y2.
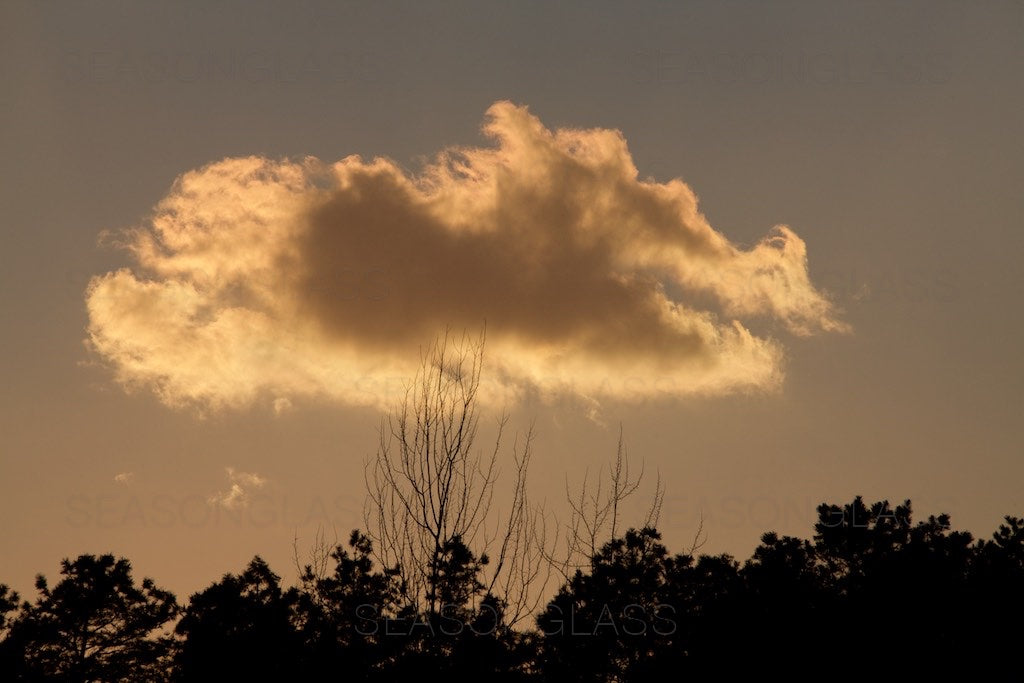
85;101;846;411
113;472;134;485
207;467;267;510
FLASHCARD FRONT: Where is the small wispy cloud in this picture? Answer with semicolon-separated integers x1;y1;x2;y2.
272;397;293;416
113;472;134;485
207;467;267;510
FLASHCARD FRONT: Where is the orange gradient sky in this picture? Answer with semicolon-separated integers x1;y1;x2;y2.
1;1;1022;599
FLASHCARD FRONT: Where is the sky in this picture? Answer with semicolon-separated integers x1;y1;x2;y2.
2;1;1022;601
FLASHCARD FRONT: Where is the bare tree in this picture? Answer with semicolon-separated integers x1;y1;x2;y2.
540;427;690;582
291;524;337;607
362;329;550;626
360;329;700;626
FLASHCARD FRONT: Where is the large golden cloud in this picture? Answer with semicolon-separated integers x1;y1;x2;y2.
85;101;846;411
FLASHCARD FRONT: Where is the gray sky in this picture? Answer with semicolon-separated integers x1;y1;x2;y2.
2;0;1022;599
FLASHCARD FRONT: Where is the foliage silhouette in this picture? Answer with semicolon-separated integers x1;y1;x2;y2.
537;527;680;681
291;530;401;679
970;516;1024;656
3;497;1024;679
376;534;530;681
173;556;303;681
3;554;177;682
0;584;22;676
0;584;18;633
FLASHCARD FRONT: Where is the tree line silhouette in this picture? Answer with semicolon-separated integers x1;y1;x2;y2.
3;335;1021;679
3;500;1023;681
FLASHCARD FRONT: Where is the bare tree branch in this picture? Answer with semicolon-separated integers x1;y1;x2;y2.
545;423;666;580
361;329;550;626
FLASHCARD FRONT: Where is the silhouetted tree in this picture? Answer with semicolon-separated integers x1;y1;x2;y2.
173;556;302;682
0;584;22;676
536;527;685;682
534;496;1021;676
543;429;670;584
813;496;915;583
811;497;975;664
364;330;548;627
5;495;1022;679
382;534;530;681
292;530;401;679
0;584;18;633
4;554;177;682
662;551;743;673
966;515;1024;657
733;532;834;664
